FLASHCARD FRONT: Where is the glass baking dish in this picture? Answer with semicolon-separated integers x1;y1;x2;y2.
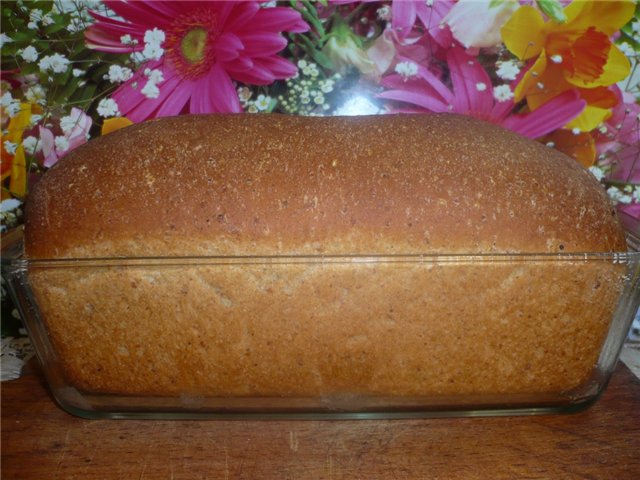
6;247;640;419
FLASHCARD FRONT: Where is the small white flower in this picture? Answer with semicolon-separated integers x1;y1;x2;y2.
377;5;392;21
6;102;22;118
72;68;85;77
297;59;308;69
66;17;86;33
496;60;520;81
60;115;80;134
571;127;581;135
141;80;160;99
38;53;70;74
107;65;133;83
0;198;22;212
394;61;419;79
314;95;325;105
0;92;13;108
27;21;39;30
30;114;43;126
25;84;46;104
97;98;120;117
144;28;165;46
493;84;514;102
545;141;555;148
142;42;164;61
476;82;487;92
550;54;563;64
0;33;13;48
320;80;334;93
41;13;54;26
22;136;41;155
29;8;43;23
633;186;640;203
144;68;164;84
3;141;18;155
255;94;271;111
618;42;634;57
632;21;640;34
426;0;433;6
54;136;69;153
20;46;38;63
598;125;608;134
536;82;545;90
120;34;138;45
606;186;632;204
589;166;605;182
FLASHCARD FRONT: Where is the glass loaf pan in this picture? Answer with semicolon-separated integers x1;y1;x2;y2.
7;248;640;419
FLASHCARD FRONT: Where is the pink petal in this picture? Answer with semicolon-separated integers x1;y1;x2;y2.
447;47;493;114
38;127;59;168
502;90;586;139
253;7;309;33
392;1;417;38
237;33;288;56
102;0;171;28
251;56;297;79
378;89;448;112
190;64;240;114
126;74;183;122
222;1;260;32
215;32;244;62
155;81;192;118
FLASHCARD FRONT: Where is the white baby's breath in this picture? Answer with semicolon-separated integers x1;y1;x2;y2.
106;65;133;83
0;33;13;48
3;141;18;155
493;84;514;102
38;53;70;74
496;60;520;81
97;98;120;117
476;82;487;92
54;136;70;152
22;136;41;155
394;61;419;79
20;46;38;63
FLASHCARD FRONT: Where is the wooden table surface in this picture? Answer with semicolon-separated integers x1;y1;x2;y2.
2;360;639;479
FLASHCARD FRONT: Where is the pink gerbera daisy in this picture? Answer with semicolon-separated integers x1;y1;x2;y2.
85;1;308;121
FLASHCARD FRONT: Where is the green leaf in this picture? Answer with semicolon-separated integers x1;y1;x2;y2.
489;0;505;8
536;0;567;23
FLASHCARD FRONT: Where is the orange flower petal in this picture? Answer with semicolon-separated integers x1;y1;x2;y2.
543;129;596;167
567;44;631;88
501;6;546;60
101;117;133;136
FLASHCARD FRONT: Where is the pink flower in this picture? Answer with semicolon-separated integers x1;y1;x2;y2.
391;0;454;47
85;1;308;121
39;108;92;168
378;46;587;139
443;0;519;49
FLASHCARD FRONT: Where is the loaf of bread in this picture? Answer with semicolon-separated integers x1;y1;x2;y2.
23;114;628;408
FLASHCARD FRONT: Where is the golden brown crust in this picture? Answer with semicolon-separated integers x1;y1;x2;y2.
24;113;626;258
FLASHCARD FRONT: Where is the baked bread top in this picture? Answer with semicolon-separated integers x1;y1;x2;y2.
24;113;626;258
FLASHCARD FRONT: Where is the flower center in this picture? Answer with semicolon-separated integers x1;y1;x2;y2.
165;9;219;79
547;27;610;83
181;28;208;64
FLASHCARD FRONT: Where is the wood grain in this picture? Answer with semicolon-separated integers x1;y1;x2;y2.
2;360;639;479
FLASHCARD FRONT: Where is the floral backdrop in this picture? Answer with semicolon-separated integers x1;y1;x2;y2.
0;0;639;229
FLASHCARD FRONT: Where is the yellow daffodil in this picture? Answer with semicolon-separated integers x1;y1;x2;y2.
501;0;634;131
101;116;133;136
1;103;33;199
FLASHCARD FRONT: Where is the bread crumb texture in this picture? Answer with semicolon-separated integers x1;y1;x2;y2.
25;113;626;258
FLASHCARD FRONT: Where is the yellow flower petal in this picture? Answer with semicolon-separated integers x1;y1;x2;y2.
565;43;631;88
565;104;612;132
564;0;635;36
9;146;27;198
501;6;546;60
514;52;549;103
102;117;133;136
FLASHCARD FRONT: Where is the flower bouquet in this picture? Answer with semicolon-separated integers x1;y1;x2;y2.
0;0;638;227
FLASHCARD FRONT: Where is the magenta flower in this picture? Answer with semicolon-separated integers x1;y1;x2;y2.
378;46;587;139
85;1;308;121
